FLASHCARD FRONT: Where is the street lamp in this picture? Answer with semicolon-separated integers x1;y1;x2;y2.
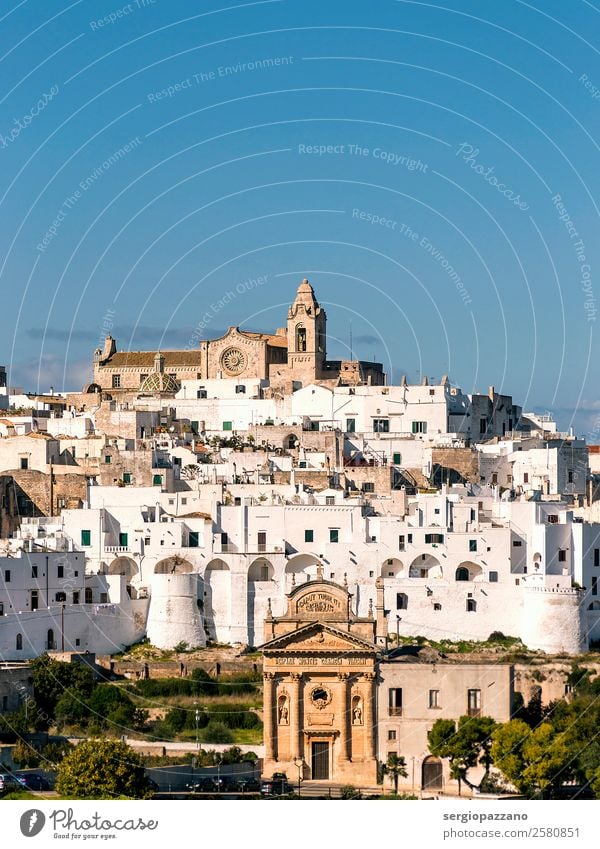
294;757;304;796
195;708;201;751
216;753;223;792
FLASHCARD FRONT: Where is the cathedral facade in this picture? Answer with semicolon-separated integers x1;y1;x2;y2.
91;279;384;396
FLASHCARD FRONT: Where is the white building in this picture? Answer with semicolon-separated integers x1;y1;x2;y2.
0;550;146;659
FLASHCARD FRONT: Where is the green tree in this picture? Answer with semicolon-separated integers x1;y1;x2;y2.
55;739;153;799
0;708;29;741
428;715;497;792
491;719;575;798
381;753;408;794
30;655;95;727
201;721;234;744
12;740;41;768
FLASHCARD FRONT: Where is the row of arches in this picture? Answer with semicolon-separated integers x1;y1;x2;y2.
382;557;484;581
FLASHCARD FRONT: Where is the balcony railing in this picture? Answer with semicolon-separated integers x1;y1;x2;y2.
104;545;131;554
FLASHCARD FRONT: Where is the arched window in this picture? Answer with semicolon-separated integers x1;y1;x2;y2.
317;327;324;353
466;598;477;612
296;325;307;352
455;567;469;582
16;633;23;650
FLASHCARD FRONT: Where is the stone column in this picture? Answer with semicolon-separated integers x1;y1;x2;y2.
263;672;276;761
289;672;302;760
337;672;350;764
362;671;376;760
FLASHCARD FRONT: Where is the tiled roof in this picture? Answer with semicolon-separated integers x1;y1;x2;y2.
102;351;203;368
239;330;288;348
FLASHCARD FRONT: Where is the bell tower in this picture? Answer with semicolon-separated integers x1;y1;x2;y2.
287;279;326;385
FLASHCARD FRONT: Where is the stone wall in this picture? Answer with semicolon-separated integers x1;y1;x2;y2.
0;470;87;538
343;464;392;495
431;447;479;484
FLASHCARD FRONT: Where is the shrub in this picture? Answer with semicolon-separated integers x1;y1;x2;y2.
201;722;235;744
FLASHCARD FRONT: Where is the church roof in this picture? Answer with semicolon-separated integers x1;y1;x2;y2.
103;350;202;368
139;372;180;393
237;330;288;347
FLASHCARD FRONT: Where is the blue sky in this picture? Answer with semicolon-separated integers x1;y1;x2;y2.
1;0;599;435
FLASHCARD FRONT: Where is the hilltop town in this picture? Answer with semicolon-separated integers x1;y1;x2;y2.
1;279;600;795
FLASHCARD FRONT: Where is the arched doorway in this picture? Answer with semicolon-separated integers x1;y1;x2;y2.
154;557;193;574
409;555;442;579
109;556;139;599
422;756;443;790
285;554;323;590
204;559;231;642
455;561;482;582
247;558;274;647
381;558;404;579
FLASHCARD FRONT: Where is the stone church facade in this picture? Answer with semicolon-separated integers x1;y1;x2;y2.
91;279;384;396
260;570;379;786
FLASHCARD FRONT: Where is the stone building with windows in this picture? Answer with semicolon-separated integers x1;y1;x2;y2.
259;572;514;792
377;653;513;793
260;568;379;785
90;280;384;397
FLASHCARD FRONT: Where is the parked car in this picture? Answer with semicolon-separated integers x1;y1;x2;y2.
17;774;51;791
261;772;293;796
0;773;27;794
185;777;219;793
236;777;261;794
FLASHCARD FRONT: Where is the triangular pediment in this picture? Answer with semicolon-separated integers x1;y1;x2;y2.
260;622;376;654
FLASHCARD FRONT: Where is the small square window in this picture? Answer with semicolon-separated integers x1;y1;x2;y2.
469;539;477;552
329;529;339;543
387;729;397;741
112;374;121;388
305;529;314;543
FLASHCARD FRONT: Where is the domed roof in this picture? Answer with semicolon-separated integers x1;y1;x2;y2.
139;372;180;393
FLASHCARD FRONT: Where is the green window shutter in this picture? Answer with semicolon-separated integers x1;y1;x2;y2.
123;472;131;484
223;421;233;431
153;474;162;486
81;530;91;546
189;531;199;548
119;533;128;547
305;529;314;543
393;452;401;464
